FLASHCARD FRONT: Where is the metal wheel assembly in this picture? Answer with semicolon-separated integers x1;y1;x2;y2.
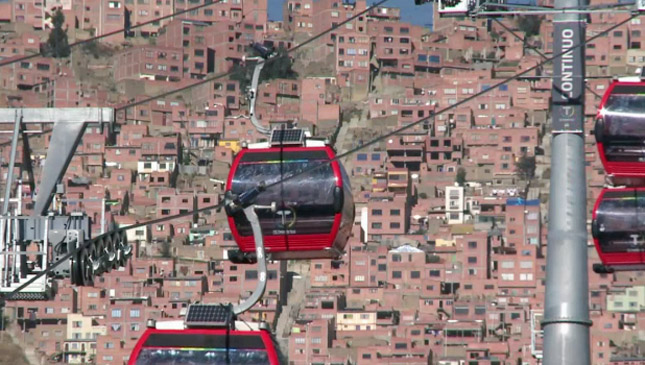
78;248;94;286
105;235;118;270
87;242;102;275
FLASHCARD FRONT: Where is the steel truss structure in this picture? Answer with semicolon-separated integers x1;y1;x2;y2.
0;108;127;300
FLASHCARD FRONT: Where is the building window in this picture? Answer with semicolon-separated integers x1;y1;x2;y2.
111;309;122;318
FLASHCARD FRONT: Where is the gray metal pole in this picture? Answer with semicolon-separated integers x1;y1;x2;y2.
543;0;592;361
101;198;106;235
3;111;21;215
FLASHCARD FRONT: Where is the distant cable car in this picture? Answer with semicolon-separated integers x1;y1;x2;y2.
129;305;280;365
225;128;354;262
595;80;645;177
591;188;645;273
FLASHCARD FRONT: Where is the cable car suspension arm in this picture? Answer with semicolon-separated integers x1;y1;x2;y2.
232;204;274;315
245;44;275;136
225;183;277;315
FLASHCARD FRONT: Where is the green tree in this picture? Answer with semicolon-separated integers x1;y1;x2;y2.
516;15;543;38
259;46;298;82
230;63;250;91
515;153;536;180
45;9;70;58
230;46;298;91
81;40;114;59
456;167;467;187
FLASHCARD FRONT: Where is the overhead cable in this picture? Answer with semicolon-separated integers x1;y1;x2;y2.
7;9;637;300
0;1;223;67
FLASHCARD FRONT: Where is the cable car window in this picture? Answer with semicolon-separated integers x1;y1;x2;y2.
602;90;645;140
134;348;271;364
231;150;337;237
595;191;645;253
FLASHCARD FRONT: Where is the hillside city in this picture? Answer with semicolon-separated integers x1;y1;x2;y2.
0;0;644;364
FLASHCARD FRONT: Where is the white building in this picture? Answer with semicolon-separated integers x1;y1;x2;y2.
445;184;465;224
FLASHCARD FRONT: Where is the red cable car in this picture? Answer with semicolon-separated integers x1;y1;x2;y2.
129;328;279;365
595;80;645;177
129;305;280;365
591;188;645;273
225;129;354;261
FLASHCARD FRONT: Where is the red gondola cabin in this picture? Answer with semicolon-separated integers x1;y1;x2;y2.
128;327;279;365
595;81;645;177
591;188;645;273
225;129;354;261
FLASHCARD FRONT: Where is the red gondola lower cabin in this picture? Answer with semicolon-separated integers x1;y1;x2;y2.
591;188;645;272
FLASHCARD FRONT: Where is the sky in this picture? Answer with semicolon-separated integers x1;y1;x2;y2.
267;0;434;27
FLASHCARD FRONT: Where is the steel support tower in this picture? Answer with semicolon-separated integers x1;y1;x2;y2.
0;108;116;298
543;0;592;362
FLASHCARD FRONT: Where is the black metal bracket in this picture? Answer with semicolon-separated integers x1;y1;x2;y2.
224;182;267;216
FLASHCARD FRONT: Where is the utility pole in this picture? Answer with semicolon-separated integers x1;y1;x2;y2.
542;0;592;362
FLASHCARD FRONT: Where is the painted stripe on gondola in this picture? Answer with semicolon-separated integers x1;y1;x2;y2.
611;84;645;94
141;347;269;352
239;159;325;164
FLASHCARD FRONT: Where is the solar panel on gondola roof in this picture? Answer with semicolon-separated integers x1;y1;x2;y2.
270;128;304;146
185;304;233;327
